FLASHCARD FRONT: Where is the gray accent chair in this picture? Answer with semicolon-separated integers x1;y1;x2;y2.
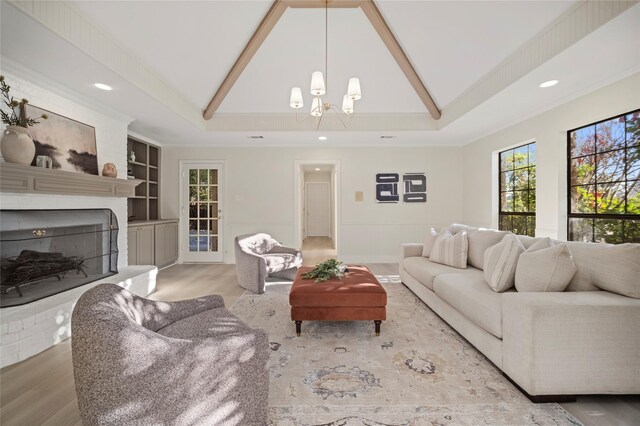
72;283;269;426
234;233;303;294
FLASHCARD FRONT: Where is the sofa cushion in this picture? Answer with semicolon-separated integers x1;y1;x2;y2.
403;256;478;290
430;229;468;269
563;241;640;298
434;272;504;338
466;228;510;270
484;234;525;292
157;307;252;339
515;243;577;292
448;223;475;234
421;227;439;257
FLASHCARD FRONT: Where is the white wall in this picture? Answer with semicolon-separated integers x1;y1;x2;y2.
462;73;640;239
162;147;464;263
0;71;131;267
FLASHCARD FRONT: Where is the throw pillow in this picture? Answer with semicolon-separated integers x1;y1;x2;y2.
422;227;439;257
429;229;468;269
466;228;510;270
483;233;525;292
515;243;577;292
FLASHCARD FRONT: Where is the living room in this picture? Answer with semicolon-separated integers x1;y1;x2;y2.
0;1;638;425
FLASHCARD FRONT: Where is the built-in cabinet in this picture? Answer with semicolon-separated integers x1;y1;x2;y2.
128;220;178;267
126;137;179;268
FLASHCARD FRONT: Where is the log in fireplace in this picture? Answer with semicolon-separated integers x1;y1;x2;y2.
0;209;118;308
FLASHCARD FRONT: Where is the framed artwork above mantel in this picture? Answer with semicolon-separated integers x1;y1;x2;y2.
25;104;99;175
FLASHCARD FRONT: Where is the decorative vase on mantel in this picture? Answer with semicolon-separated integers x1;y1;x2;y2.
1;125;36;165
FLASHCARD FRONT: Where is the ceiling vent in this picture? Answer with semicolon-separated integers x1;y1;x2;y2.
247;136;264;139
380;136;397;139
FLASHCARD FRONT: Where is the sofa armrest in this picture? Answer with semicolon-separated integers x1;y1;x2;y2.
502;291;640;396
271;244;302;257
400;243;423;260
141;295;226;331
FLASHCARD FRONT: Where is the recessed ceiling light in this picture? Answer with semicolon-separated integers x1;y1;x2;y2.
539;80;558;88
93;83;112;91
380;135;397;139
315;168;320;171
318;136;327;141
247;135;264;139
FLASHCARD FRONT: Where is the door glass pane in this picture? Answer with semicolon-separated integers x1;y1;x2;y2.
210;237;218;252
198;186;209;202
210;186;218;202
210;169;218;184
199;169;208;184
189;204;197;218
189;170;197;184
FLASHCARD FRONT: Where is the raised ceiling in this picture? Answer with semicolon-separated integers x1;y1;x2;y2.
1;0;638;146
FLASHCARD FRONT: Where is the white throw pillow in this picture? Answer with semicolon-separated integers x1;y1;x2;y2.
515;243;577;292
483;233;524;292
422;228;439;257
429;229;468;269
466;228;510;270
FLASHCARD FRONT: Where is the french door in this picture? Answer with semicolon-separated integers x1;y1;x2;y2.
181;162;224;262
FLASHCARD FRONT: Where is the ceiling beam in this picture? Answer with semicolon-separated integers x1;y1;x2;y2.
203;0;440;120
360;0;441;120
203;0;287;120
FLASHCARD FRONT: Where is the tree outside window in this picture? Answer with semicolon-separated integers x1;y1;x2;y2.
568;110;639;243
499;142;536;237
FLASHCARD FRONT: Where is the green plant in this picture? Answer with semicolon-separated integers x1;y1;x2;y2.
0;75;47;127
302;258;346;283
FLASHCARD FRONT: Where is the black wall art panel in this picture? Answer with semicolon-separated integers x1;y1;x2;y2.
375;173;400;203
376;172;427;203
403;173;427;203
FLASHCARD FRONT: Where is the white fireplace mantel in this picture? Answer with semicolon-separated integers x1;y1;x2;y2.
0;162;143;197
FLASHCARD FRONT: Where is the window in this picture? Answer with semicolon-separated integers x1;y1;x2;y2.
499;142;536;236
568;110;640;243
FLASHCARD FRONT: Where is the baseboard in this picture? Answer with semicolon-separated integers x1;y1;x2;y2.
503;373;577;403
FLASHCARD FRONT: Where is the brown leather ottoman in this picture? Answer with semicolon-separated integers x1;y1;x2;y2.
289;265;387;336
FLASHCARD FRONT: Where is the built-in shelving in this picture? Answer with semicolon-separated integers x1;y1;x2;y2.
127;137;161;221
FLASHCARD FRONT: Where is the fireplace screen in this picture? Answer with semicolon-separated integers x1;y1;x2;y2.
0;209;118;308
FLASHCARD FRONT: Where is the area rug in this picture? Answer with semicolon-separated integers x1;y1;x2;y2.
230;275;582;426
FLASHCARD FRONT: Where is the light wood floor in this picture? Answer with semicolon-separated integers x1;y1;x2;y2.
1;263;638;426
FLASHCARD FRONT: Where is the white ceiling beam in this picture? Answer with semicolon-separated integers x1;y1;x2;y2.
440;0;639;127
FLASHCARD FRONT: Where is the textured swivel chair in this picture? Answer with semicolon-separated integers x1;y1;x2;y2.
234;233;302;294
71;283;269;425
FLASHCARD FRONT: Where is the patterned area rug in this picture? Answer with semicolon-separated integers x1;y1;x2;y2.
230;275;582;426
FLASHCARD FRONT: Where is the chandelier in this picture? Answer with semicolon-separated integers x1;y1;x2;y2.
288;0;361;128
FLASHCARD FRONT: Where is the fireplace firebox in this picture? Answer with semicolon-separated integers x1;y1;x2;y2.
0;209;118;308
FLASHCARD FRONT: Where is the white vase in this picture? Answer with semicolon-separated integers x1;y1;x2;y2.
1;125;36;165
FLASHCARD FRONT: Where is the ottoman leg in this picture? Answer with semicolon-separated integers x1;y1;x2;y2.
295;320;302;337
374;320;381;336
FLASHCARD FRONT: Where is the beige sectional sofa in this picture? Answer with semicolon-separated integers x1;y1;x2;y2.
399;226;640;399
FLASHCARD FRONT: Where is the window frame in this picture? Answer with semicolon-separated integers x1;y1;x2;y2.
566;109;640;243
498;141;536;236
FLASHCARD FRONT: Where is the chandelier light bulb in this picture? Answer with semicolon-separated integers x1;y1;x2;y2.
347;77;361;100
289;87;304;109
342;95;354;115
310;71;326;96
311;97;323;117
